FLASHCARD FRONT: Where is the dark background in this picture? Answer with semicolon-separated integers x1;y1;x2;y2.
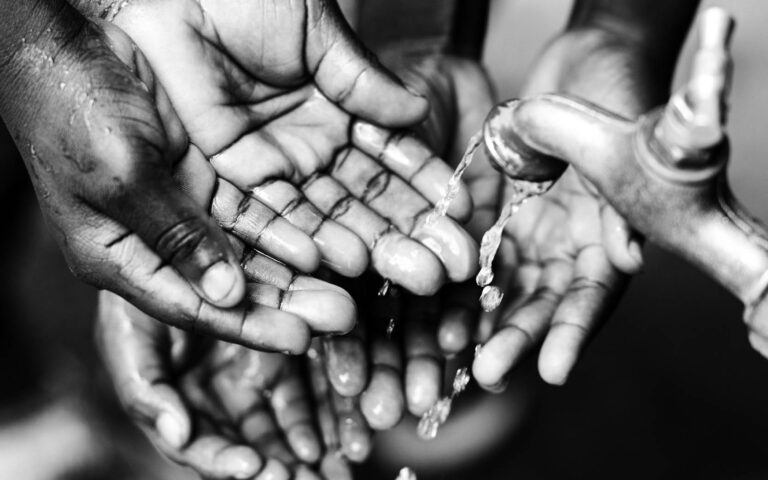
1;0;767;478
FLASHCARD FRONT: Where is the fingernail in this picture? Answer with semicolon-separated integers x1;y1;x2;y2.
485;378;509;394
201;261;236;303
156;413;185;449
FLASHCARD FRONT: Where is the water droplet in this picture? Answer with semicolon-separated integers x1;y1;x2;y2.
452;367;470;394
378;279;391;296
306;347;319;360
480;285;504;312
386;318;396;338
417;397;452;440
475;267;494;287
59;82;66;90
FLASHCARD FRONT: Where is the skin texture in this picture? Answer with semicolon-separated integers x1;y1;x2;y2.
81;1;478;475
98;290;360;479
322;55;501;438
85;0;479;296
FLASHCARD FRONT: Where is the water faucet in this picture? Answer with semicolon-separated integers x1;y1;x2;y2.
480;7;768;328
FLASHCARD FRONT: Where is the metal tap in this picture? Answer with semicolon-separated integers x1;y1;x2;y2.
479;7;768;326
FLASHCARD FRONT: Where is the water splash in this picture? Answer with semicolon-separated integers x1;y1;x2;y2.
386;318;396;338
417;368;472;440
474;179;551;311
427;131;483;224
378;279;392;296
479;285;504;312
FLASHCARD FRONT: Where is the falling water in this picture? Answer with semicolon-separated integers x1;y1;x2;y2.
417;367;471;440
475;179;551;311
426;131;483;225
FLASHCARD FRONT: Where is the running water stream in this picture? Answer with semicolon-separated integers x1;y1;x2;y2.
415;128;552;442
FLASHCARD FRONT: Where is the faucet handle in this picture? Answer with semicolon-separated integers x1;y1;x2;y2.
656;7;735;157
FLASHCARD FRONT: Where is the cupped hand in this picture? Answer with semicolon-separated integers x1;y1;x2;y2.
321;55;502;438
473;28;661;388
0;10;284;344
98;279;362;480
93;0;479;295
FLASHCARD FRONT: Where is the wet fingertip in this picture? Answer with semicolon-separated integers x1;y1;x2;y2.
217;445;263;479
288;425;322;463
155;411;189;449
252;458;290;480
360;368;405;430
320;452;353;480
538;353;571;386
295;464;323;480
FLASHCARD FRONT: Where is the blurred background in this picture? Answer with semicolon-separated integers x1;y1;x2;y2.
1;0;767;478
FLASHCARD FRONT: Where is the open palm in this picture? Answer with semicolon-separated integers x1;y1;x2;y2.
103;0;477;294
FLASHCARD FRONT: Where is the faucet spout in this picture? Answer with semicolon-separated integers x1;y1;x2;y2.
478;7;768;329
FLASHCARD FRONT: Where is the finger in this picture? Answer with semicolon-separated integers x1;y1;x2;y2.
247;282;356;335
240;249;349;295
360;338;404;430
96;291;191;449
331;147;477;282
92;153;245;308
538;247;626;385
319;452;353;480
305;0;428;126
438;282;482;356
403;296;443;416
212;179;320;273
301;173;445;295
332;392;372;463
151;415;263;480
251;179;369;276
211;370;297;469
601;202;644;274
473;260;572;391
95;229;312;351
324;327;368;397
352;122;472;221
270;367;323;463
307;342;341;453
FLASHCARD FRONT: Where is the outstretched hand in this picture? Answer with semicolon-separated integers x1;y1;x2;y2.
473;28;659;388
321;54;502;437
98;280;362;479
94;0;478;295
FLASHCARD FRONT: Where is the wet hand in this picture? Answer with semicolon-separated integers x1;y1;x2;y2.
472;28;660;388
322;56;501;439
0;10;270;342
98;284;360;479
95;0;478;295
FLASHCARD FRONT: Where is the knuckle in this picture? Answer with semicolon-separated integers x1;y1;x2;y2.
154;218;209;263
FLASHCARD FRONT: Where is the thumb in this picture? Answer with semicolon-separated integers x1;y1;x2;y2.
509;94;634;184
305;0;429;127
100;160;245;308
96;291;192;449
